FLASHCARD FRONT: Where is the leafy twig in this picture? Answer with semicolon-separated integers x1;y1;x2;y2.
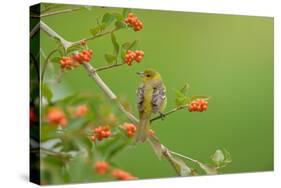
37;21;198;176
71;28;120;46
151;104;189;122
41;49;59;82
95;63;125;72
31;7;82;18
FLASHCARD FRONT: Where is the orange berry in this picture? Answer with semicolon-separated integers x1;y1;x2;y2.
94;161;109;175
47;107;68;127
128;13;134;17
111;169;137;180
122;123;137;137
91;135;96;142
74;105;88;117
91;126;112;142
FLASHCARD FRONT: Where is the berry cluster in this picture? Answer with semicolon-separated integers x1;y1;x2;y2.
124;50;144;65
124;13;143;32
111;169;137;180
47;107;68;127
188;99;208;112
93;161;137;180
91;126;111;142
121;123;155;138
94;161;109;175
74;104;89;117
122;123;137;137
60;49;93;69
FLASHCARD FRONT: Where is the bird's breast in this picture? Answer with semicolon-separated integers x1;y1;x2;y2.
143;86;153;113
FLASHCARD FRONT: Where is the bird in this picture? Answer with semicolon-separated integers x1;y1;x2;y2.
135;69;167;142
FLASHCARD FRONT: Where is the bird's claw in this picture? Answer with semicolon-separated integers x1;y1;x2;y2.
159;112;166;120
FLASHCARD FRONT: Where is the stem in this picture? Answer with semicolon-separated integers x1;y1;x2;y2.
40;21;73;49
71;28;120;46
151;105;189;122
41;49;58;82
38;21;194;176
39;148;71;160
39;21;119;49
96;63;124;72
31;7;82;18
30;22;40;38
170;151;199;164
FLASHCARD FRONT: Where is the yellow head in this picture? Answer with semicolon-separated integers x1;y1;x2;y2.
136;69;162;82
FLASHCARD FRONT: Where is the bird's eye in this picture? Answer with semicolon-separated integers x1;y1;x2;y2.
146;74;151;77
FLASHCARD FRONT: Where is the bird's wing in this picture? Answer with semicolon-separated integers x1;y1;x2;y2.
152;83;166;113
136;84;145;112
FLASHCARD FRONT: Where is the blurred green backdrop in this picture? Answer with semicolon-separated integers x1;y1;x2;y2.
41;5;273;178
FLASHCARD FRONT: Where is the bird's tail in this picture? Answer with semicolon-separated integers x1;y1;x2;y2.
135;116;150;143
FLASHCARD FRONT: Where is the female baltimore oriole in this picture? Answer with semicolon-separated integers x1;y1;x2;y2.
135;69;167;142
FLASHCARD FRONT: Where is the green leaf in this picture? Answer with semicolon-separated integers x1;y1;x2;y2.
122;8;132;18
104;54;116;64
42;83;53;103
170;156;192;176
50;57;61;63
102;13;115;26
198;163;218;175
121;42;131;51
180;83;190;95
89;26;100;36
111;32;119;56
174;89;190;107
211;149;225;166
115;21;127;29
223;148;232;164
99;23;107;31
129;40;139;50
112;12;123;21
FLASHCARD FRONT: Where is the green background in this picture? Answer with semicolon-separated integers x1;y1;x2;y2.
41;5;273;179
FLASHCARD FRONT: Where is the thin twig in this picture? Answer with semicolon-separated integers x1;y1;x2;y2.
31;7;82;18
40;148;71;160
95;63;125;72
170;150;199;164
151;105;189;122
41;49;59;82
30;22;40;38
71;28;120;46
38;21;195;176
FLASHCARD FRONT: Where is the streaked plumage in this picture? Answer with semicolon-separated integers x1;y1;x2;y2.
135;69;167;142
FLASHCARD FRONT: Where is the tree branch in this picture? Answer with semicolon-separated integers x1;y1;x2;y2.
37;21;196;176
39;21;119;49
151;104;189;122
31;7;82;18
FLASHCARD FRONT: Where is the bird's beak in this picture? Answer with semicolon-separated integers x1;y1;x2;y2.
136;72;144;77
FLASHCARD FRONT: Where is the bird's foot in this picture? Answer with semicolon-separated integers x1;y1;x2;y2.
159;112;166;120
